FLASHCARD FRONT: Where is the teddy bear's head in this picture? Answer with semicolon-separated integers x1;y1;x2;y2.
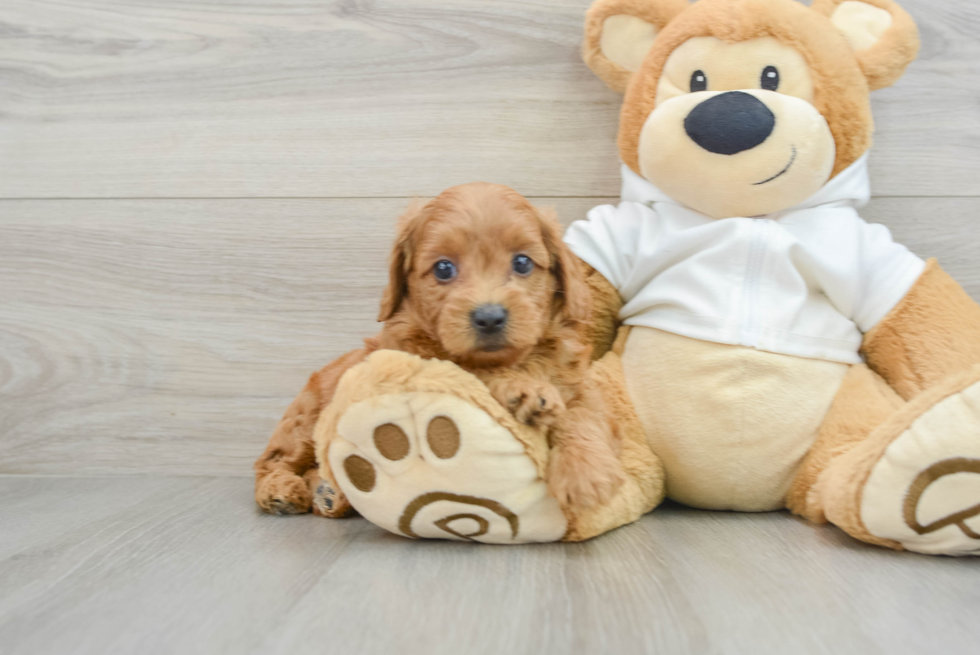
583;0;919;218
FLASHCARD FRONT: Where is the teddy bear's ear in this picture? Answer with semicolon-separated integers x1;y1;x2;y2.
582;0;688;94
812;0;920;91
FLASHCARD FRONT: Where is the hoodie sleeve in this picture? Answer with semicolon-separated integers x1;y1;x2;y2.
853;221;926;333
563;201;654;294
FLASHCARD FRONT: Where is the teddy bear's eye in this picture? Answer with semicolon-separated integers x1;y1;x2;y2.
690;70;708;93
761;65;780;92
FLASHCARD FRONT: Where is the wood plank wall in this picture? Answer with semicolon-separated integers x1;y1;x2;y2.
2;0;979;475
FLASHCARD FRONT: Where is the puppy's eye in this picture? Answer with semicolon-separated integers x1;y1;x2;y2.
690;70;707;93
761;65;779;91
512;254;534;276
433;259;457;281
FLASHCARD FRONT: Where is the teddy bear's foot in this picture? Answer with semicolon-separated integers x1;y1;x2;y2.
818;366;980;555
315;350;574;543
326;392;568;543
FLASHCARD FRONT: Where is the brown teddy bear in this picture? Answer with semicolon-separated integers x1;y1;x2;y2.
256;0;980;554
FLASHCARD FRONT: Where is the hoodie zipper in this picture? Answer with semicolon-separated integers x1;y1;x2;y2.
738;219;769;348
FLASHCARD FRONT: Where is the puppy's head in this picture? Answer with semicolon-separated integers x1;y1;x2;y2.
379;183;590;368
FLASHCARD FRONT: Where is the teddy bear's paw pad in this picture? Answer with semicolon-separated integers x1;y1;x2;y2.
327;392;567;543
862;381;980;556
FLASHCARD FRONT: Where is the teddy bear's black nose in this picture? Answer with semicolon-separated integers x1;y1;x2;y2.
684;91;775;155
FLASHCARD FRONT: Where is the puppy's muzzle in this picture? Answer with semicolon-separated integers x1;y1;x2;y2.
471;304;508;337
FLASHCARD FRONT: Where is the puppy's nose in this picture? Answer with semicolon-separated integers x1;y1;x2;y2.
684;91;775;155
471;304;508;336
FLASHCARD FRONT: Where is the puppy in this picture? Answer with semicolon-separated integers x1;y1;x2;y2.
254;183;625;515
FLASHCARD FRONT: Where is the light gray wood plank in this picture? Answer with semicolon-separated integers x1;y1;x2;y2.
0;0;977;199
0;197;602;475
2;196;980;476
0;476;977;655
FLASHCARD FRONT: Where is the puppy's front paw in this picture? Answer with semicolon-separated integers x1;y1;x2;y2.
493;379;565;427
547;442;626;509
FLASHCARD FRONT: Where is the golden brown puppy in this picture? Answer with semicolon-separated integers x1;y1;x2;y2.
254;183;626;516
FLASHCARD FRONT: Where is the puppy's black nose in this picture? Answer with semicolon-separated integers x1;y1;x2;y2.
684;91;775;155
471;304;508;336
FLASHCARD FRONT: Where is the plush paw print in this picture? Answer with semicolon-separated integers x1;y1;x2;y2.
861;377;980;555
327;391;568;543
902;458;980;542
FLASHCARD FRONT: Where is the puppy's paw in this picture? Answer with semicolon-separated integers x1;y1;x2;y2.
256;469;313;515
547;442;626;509
312;478;356;518
493;378;565;427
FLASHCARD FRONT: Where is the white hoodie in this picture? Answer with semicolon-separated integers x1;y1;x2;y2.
564;155;925;364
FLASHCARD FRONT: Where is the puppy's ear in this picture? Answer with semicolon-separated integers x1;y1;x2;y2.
582;0;687;93
378;199;428;322
536;206;591;324
812;0;919;90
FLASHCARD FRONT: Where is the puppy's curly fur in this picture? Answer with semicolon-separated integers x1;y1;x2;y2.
254;183;625;515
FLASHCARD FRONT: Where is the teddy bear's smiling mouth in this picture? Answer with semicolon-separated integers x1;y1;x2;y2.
753;146;797;186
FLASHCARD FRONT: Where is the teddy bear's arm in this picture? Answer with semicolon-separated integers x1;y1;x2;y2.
579;258;624;360
862;259;980;400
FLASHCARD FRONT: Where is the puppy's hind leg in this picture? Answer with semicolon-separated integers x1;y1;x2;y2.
254;348;368;515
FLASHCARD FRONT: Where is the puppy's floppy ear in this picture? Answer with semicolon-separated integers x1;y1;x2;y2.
378;199;428;322
535;206;591;324
812;0;919;91
582;0;687;94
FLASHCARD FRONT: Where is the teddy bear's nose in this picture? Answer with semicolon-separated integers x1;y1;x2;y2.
684;91;776;155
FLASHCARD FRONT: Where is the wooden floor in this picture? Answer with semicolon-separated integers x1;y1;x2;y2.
1;476;977;655
2;1;980;653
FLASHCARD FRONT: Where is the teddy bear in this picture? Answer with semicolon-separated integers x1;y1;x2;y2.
257;0;980;554
566;0;980;555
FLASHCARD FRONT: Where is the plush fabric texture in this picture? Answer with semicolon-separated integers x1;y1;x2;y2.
636;87;836;218
583;0;689;93
315;351;564;543
617;0;876;180
786;363;904;522
859;372;980;555
622;327;848;511
314;350;663;542
814;364;980;553
862;259;980;401
811;0;920;91
600;15;660;77
828;1;894;53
